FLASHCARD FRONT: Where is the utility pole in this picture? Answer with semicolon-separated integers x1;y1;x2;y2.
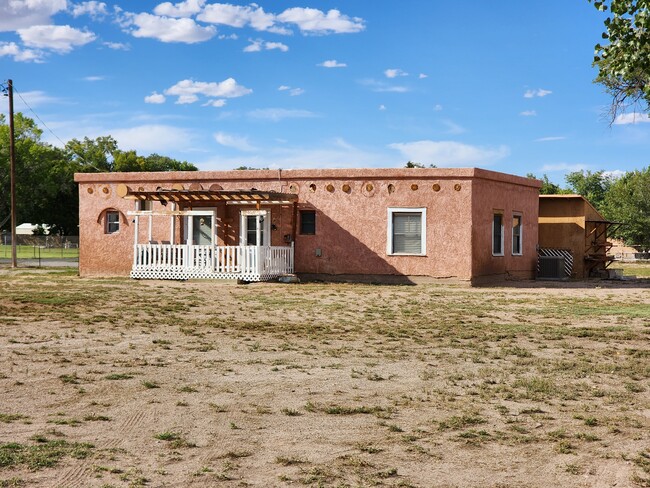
8;79;17;268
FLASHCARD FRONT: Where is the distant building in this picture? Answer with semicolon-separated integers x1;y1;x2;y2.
15;223;49;235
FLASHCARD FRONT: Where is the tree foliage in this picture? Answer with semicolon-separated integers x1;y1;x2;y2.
1;113;197;235
602;167;650;247
591;0;650;122
564;170;612;211
526;173;570;195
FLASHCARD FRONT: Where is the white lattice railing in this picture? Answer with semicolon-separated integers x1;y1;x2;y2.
132;244;293;279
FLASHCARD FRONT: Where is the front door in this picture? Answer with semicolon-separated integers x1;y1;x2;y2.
193;215;212;245
240;210;269;246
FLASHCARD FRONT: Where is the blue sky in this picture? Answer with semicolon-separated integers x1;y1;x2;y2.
1;1;649;183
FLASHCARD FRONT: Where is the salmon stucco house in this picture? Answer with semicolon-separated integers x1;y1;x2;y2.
74;167;541;283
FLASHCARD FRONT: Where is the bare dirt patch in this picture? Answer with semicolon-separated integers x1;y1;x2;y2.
0;270;649;487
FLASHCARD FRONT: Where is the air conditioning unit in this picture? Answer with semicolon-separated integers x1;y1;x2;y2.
538;256;566;280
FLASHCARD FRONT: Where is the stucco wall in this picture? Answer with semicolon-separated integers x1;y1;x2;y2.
75;168;540;280
471;171;540;280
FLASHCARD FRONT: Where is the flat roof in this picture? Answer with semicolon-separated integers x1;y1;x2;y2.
75;167;541;189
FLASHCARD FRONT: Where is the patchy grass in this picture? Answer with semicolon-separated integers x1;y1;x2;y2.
0;270;648;487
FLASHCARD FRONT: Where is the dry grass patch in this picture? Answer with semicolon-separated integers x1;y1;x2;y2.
0;269;648;486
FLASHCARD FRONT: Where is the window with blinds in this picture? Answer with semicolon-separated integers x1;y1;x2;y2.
387;208;426;255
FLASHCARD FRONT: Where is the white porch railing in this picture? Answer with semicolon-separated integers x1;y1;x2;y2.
131;244;294;281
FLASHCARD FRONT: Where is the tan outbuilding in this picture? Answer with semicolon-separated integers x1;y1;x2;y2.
538;194;620;279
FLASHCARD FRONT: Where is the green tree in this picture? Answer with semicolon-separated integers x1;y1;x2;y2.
0;113;76;234
602;167;650;247
526;173;569;194
564;170;612;210
234;165;269;170
142;153;197;171
591;0;650;123
65;136;119;172
404;161;436;168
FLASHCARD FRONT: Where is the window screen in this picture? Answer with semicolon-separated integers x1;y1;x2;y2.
300;210;316;235
392;212;422;254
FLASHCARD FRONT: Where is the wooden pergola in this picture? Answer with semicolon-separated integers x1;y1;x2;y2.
117;184;298;208
116;184;298;281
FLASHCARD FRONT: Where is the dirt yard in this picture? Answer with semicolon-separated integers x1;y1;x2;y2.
0;270;649;487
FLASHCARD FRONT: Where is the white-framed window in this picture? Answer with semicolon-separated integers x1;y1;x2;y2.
492;212;504;256
137;200;152;211
387;207;426;256
106;211;120;234
240;210;270;246
512;214;522;255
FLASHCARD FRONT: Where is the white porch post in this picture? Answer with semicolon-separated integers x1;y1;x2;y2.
148;214;152;243
187;215;194;245
256;215;262;247
132;215;139;268
170;203;175;244
211;209;216;272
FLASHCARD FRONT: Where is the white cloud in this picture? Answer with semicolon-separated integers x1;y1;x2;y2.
359;79;409;93
524;88;552;98
144;91;166;104
535;136;566;142
603;169;625;179
18;25;96;52
388;140;510;167
0;41;43;62
433;104;443;111
520;110;537;116
278;85;303;96
265;41;288;52
198;3;283;33
214;131;256;151
277;8;364;34
419;73;428;79
198;139;394;170
613;112;650;125
153;0;205;18
11;90;62;109
319;59;346;68
203;99;226;107
248;108;318;122
71;1;108;19
243;39;288;52
176;94;199;104
164;79;252;105
384;68;408;78
83;75;104;81
109;125;195;153
124;12;216;43
379;104;386;111
0;0;67;32
103;41;130;50
540;162;587;172
442;120;465;135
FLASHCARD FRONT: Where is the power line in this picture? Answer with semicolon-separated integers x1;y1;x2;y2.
4;81;104;172
13;85;68;148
